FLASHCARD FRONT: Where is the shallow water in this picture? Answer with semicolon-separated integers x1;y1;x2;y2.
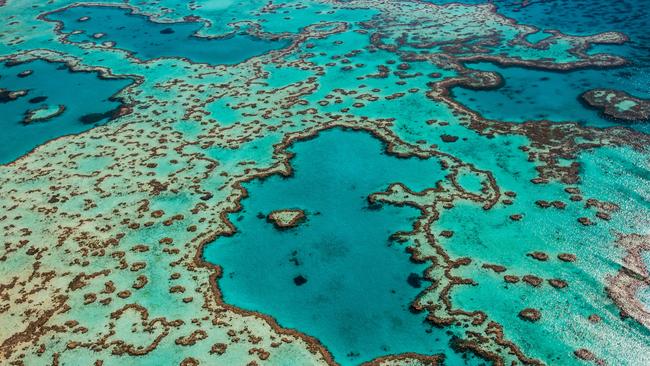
436;0;650;131
453;62;650;131
46;5;289;65
1;0;649;364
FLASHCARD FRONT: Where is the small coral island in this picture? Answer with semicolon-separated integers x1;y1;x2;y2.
266;209;306;229
22;104;66;124
581;89;650;122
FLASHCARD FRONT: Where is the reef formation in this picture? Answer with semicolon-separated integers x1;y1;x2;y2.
581;89;650;122
266;209;306;229
0;0;649;365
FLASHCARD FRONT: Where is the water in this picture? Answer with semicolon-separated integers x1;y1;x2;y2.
203;128;477;365
0;59;131;164
1;0;649;364
452;62;650;131
45;5;289;65
437;0;650;131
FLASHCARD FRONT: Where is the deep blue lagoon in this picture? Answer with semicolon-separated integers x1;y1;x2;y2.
203;129;478;365
0;59;130;164
46;5;289;65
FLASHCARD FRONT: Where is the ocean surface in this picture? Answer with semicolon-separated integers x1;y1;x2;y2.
0;0;648;365
0;59;130;163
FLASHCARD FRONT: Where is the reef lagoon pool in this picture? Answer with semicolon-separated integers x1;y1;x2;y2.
203;129;483;365
0;59;131;164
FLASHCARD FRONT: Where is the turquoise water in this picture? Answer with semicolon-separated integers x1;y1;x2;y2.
0;59;130;164
431;132;650;363
436;0;650;131
429;0;648;58
46;5;289;65
1;0;649;364
453;62;650;131
203;129;479;365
